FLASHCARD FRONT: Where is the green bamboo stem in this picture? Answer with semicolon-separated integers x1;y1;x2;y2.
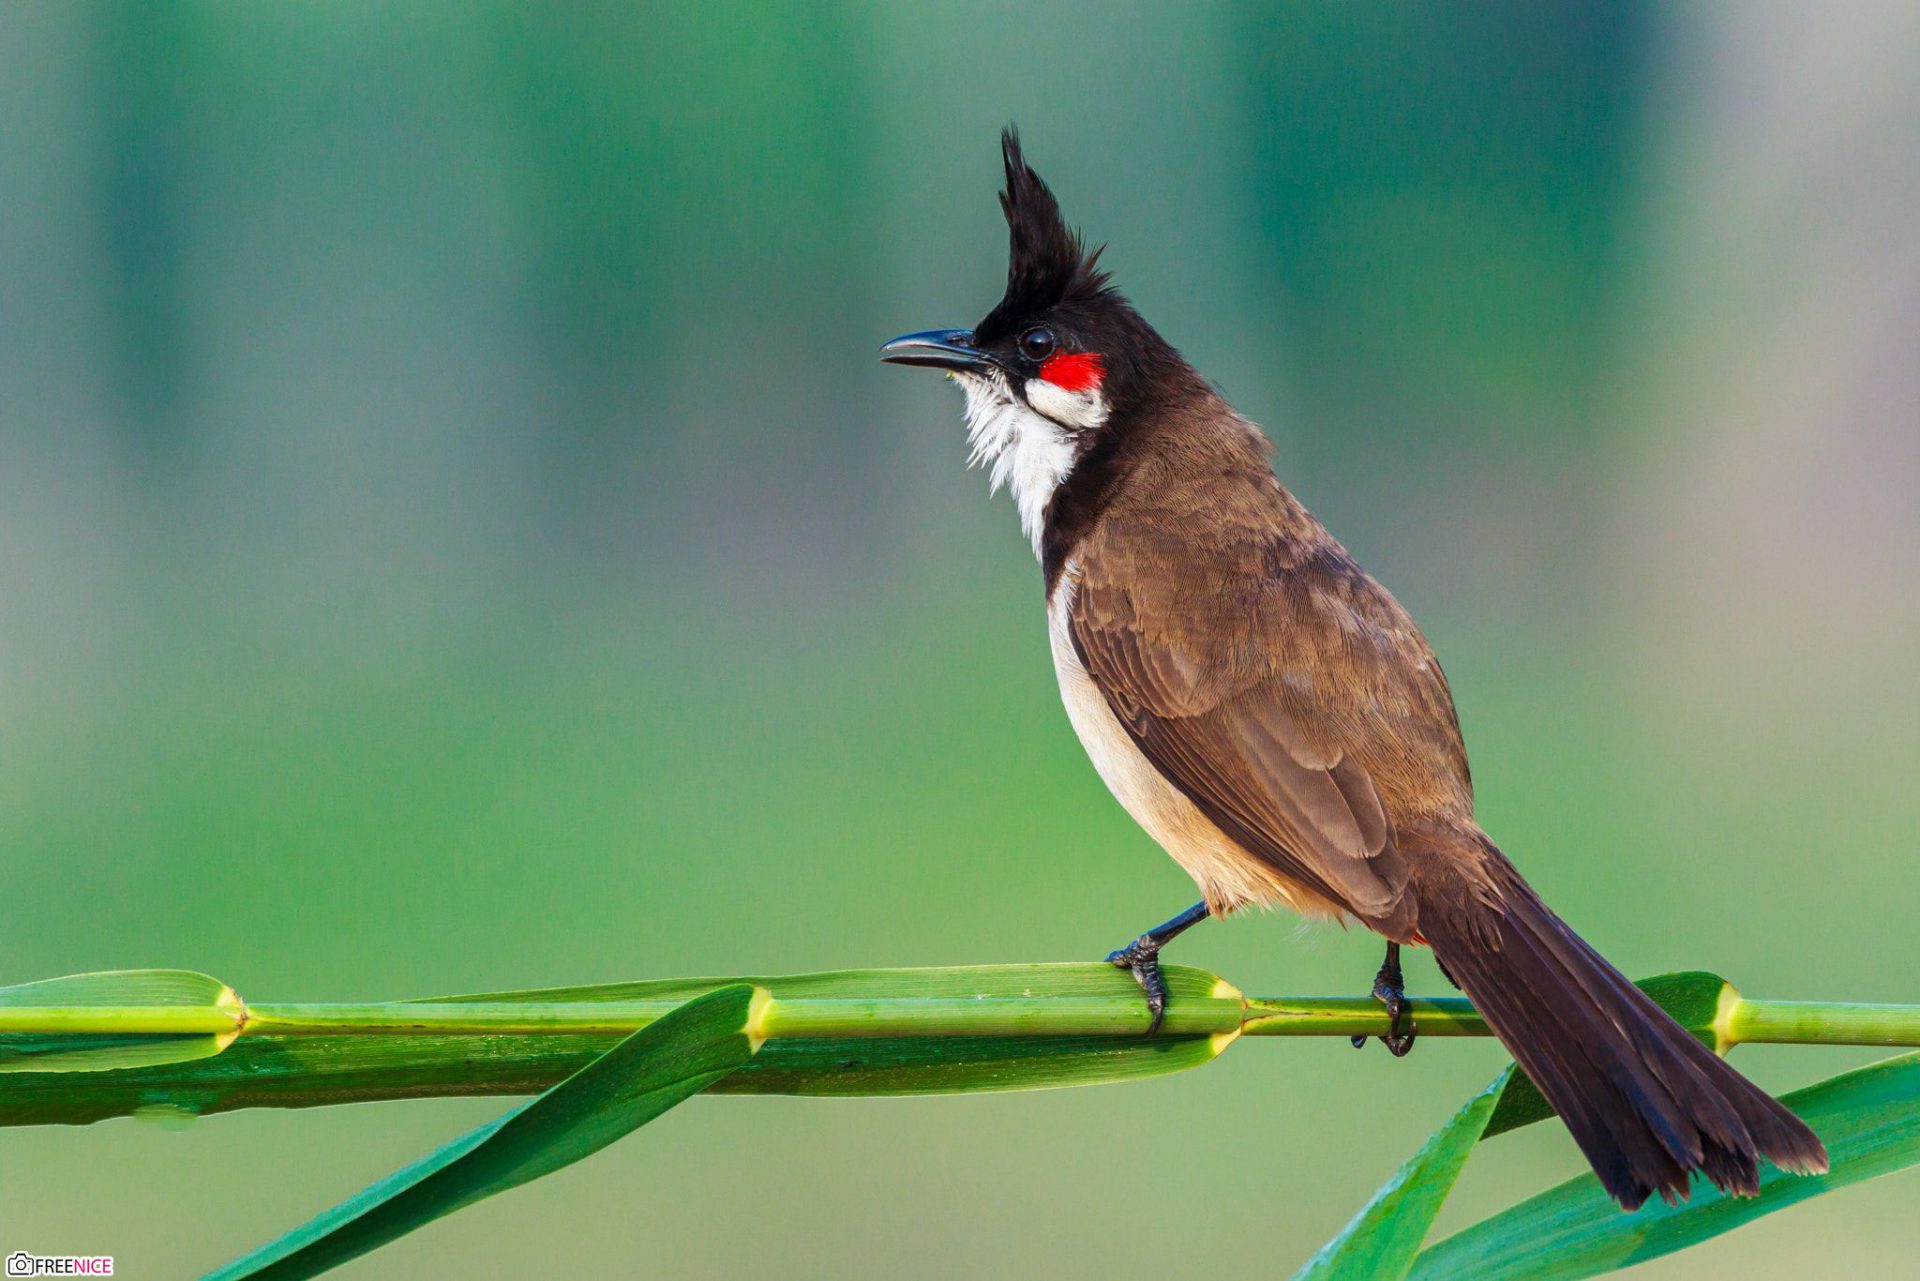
752;995;1243;1038
1240;996;1486;1038
3;976;1917;1129
4;993;1916;1046
242;996;1246;1038
1722;999;1920;1048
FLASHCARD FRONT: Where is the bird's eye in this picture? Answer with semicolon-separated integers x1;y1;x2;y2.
1019;326;1057;362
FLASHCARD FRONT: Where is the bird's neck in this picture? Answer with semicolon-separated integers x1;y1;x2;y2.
1040;393;1266;598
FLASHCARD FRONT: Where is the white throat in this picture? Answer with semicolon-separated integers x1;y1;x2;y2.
954;371;1107;555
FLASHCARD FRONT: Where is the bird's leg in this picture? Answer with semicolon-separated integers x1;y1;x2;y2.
1105;900;1211;1036
1351;941;1417;1057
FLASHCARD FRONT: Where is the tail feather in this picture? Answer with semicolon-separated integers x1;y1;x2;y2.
1419;857;1827;1210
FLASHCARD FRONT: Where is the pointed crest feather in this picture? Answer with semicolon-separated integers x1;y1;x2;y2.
980;128;1112;338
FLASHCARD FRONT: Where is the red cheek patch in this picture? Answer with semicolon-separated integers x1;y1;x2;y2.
1038;351;1105;393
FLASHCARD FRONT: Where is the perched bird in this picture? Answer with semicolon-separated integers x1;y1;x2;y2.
880;129;1827;1211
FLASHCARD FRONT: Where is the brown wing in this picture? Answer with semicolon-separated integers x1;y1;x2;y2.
1068;511;1471;924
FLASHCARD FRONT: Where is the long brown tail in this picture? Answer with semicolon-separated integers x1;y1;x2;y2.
1417;849;1827;1210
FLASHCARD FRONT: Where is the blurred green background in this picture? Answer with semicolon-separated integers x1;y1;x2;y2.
4;2;1918;1276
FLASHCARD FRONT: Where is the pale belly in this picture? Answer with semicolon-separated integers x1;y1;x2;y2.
1046;580;1344;920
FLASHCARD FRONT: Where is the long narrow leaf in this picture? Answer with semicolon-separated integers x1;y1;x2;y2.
202;983;766;1281
1410;1051;1920;1281
1292;1068;1514;1281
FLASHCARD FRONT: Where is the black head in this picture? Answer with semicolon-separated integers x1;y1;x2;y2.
976;127;1112;342
881;129;1189;416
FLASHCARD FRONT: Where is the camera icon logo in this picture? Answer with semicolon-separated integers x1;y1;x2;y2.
6;1251;31;1277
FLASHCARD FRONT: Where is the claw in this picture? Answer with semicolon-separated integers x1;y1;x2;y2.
1374;973;1417;1057
1351;942;1417;1056
1107;935;1170;1036
1100;902;1211;1038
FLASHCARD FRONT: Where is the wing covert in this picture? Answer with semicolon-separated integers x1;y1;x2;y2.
1066;536;1418;921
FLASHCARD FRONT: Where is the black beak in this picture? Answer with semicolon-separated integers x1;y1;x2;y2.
879;328;990;374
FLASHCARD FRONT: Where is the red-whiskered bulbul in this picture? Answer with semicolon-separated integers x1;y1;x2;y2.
880;129;1827;1211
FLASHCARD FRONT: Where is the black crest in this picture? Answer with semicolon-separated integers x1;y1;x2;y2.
978;128;1111;339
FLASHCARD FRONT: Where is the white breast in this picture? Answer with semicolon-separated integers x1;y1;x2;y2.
1046;567;1335;919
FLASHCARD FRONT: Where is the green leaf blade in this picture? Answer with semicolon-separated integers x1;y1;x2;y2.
0;970;244;1074
203;983;764;1281
722;1028;1225;1095
1411;1050;1920;1281
1292;1067;1515;1281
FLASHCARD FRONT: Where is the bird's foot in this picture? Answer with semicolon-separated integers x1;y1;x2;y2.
1350;945;1417;1057
1106;934;1170;1036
